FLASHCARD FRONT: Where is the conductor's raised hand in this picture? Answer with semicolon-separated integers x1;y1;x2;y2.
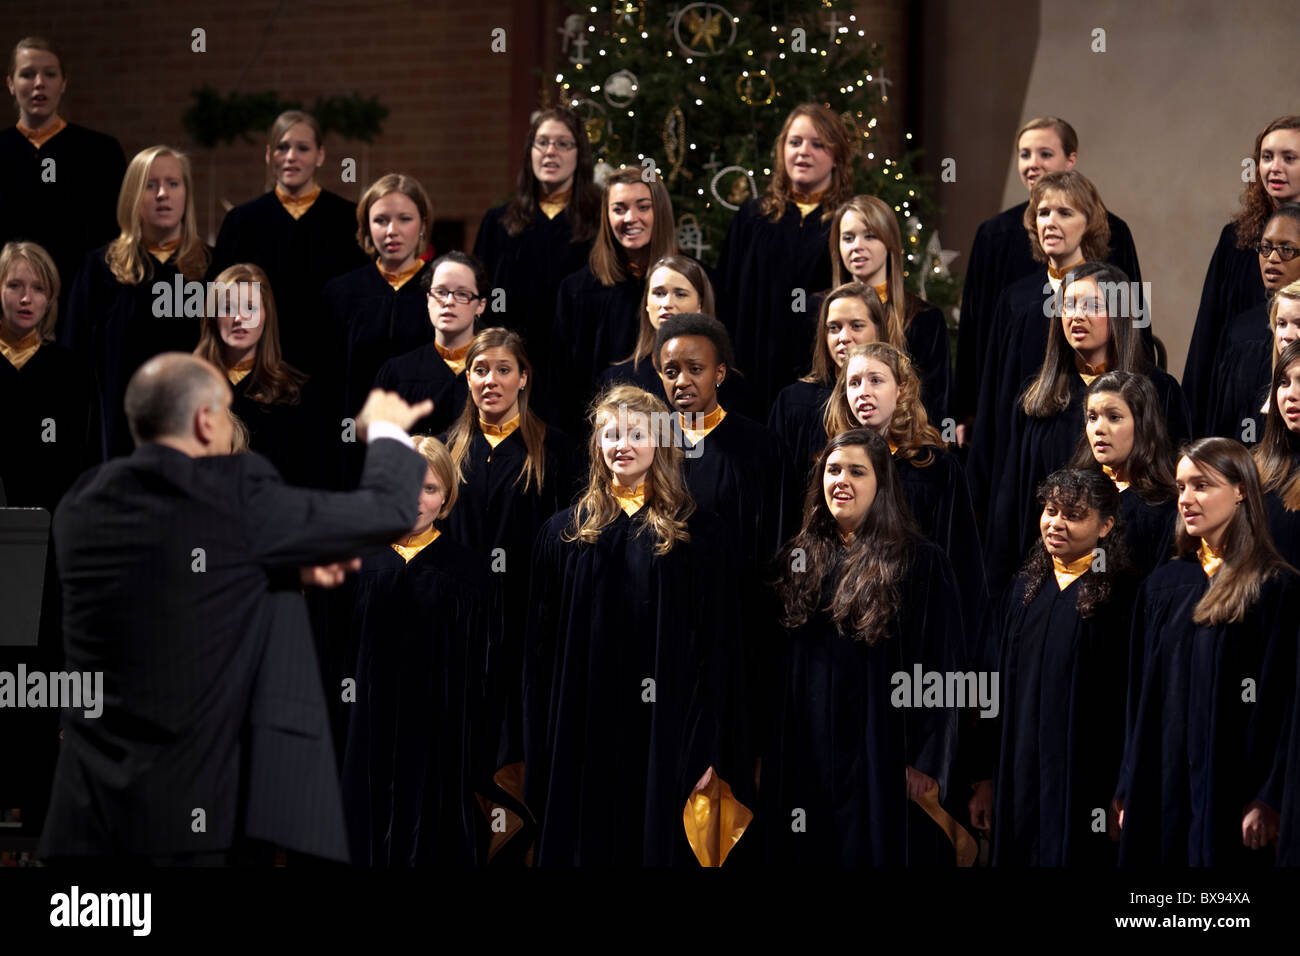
355;389;434;440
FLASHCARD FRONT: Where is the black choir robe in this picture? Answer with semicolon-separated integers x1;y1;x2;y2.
1264;488;1300;569
1116;558;1298;866
678;412;788;569
1207;338;1270;444
62;245;206;458
1118;488;1177;579
550;266;645;438
373;342;469;439
210;190;368;378
438;424;581;828
767;380;832;490
0;123;126;313
339;534;500;866
0;343;100;511
230;374;332;488
323;260;434;421
523;507;749;866
895;448;988;665
1184;223;1266;434
717;199;834;414
904;298;953;427
1219;301;1270;352
984;368;1189;591
760;539;962;865
985;568;1138;866
473;204;594;388
954;204;1141;422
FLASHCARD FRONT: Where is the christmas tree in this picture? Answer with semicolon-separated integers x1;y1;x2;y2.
550;0;960;315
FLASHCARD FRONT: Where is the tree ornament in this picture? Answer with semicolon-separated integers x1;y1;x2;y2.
672;3;737;56
603;69;639;108
662;106;692;185
710;165;757;210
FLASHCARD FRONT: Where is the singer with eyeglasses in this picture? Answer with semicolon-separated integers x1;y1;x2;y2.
1184;115;1300;434
473;108;601;402
374;251;488;437
1206;206;1300;443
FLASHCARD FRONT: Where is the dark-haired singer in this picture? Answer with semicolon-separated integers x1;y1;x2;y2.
39;352;431;865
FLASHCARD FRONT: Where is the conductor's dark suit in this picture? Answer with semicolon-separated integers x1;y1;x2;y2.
39;436;426;862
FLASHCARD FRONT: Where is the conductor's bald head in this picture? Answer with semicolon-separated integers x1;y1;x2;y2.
125;353;234;456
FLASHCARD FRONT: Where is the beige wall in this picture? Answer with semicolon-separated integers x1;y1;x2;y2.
926;0;1300;379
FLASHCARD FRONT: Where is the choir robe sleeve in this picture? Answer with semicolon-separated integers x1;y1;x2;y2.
766;380;831;532
1149;366;1193;449
966;274;1044;514
1115;560;1300;865
895;449;988;667
231;375;334;489
372;343;469;439
716;199;833;414
521;507;748;866
905;299;953;426
548;267;644;437
954;212;1008;424
1118;489;1177;579
1183;224;1266;434
761;540;961;865
679;412;790;569
1206;339;1270;443
0;344;102;512
988;570;1137;866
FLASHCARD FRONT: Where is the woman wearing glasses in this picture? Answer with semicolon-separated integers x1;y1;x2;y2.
374;251;485;437
1184;115;1300;432
473;108;600;390
1207;206;1300;443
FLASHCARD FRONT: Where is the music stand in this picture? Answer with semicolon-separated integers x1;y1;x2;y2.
0;508;50;647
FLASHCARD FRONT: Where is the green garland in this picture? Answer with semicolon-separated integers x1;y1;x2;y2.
182;86;389;148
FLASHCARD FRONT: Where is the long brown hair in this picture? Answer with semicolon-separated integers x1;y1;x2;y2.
1020;468;1129;618
588;167;678;287
1022;261;1146;417
194;263;306;405
1233;116;1300;250
107;146;209;284
445;328;548;493
825;343;942;466
760;104;856;224
0;241;60;341
829;195;925;329
501;107;600;242
801;282;894;386
1068;370;1177;505
1175;437;1291;625
564;384;694;556
1023;170;1111;264
622;255;715;368
1253;340;1300;510
774;428;918;644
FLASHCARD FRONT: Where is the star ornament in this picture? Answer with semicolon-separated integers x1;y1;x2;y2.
926;232;958;277
685;9;722;51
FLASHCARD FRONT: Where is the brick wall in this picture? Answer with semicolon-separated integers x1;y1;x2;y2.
0;0;903;252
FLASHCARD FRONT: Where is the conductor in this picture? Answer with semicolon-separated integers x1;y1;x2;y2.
39;352;432;865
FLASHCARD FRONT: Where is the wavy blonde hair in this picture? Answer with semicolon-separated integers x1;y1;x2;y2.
107;146;209;284
564;384;694;555
825;342;942;467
